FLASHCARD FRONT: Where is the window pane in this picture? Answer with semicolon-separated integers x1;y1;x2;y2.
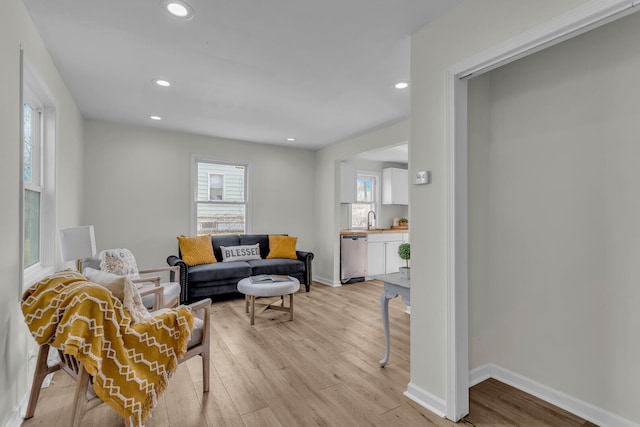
23;102;33;184
197;203;246;235
356;177;374;202
24;189;40;267
351;203;374;228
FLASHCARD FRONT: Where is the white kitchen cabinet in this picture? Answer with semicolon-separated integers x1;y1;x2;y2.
367;241;386;276
385;240;403;273
382;168;408;205
367;232;407;276
339;162;356;204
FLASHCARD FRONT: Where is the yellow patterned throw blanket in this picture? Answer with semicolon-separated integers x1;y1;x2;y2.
21;271;194;426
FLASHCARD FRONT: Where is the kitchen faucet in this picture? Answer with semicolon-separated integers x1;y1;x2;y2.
367;210;376;230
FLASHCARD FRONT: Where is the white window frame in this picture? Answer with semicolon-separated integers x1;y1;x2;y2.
350;170;381;229
191;155;251;235
20;52;57;290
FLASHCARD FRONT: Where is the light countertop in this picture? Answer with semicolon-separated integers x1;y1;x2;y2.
340;228;408;235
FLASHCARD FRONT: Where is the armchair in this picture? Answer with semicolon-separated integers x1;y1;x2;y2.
22;271;211;426
84;248;181;310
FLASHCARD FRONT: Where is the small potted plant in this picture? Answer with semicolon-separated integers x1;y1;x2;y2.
398;243;410;279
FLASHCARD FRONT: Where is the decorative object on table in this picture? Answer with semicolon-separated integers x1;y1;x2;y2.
58;225;97;271
249;274;291;283
398;242;410;279
398;217;409;227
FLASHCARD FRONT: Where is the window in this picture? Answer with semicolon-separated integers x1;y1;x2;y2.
21;53;56;287
351;171;380;228
194;159;248;235
208;173;223;200
23;93;42;268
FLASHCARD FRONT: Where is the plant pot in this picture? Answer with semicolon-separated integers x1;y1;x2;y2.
399;267;410;280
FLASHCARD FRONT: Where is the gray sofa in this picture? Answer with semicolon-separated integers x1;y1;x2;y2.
167;234;314;303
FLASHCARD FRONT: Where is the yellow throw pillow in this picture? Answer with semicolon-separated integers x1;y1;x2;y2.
267;235;298;260
177;235;216;266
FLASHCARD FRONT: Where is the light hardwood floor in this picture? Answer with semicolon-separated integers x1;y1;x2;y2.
22;280;596;426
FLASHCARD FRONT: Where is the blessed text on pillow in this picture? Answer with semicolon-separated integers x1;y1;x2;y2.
220;244;261;262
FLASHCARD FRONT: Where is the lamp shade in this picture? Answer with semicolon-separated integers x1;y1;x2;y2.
59;226;97;262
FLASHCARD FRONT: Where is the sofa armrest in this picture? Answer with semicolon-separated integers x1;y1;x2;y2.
167;255;189;303
296;251;314;292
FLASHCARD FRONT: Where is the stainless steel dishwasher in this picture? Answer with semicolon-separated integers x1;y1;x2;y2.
340;234;368;283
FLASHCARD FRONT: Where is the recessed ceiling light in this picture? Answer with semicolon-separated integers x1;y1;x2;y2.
149;115;162;121
286;137;296;142
395;82;409;89
164;1;194;19
154;79;171;87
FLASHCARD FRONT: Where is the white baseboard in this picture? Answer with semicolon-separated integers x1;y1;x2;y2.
4;390;29;427
313;276;342;287
404;381;447;418
469;364;639;427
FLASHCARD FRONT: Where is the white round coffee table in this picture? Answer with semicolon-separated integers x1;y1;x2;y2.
237;276;300;325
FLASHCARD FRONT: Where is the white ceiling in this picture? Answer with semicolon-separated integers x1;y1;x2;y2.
355;143;408;164
23;0;461;149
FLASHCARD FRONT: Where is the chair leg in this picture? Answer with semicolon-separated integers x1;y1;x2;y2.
24;344;60;419
71;364;91;427
201;351;210;393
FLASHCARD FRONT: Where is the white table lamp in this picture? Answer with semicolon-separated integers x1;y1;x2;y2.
59;225;97;271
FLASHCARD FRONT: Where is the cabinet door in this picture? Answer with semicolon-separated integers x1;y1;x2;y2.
367;242;386;276
385;240;403;273
339;162;356;204
382;168;408;205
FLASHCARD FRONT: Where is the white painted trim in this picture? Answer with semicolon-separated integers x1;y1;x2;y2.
444;0;640;422
404;382;447;419
313;276;342;287
454;0;637;79
5;388;31;427
469;364;640;427
445;74;469;421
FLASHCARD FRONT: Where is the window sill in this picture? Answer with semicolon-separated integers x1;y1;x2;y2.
23;265;56;293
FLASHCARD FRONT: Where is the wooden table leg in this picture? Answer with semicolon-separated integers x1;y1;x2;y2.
289;293;294;321
250;295;255;325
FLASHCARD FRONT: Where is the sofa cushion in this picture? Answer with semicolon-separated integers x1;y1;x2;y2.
177;235;216;266
267;235;297;260
246;258;304;277
210;235;241;262
239;234;270;259
220;244;261;262
188;261;252;283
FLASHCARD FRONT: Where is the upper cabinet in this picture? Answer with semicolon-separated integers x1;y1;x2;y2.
339;162;356;204
382;168;408;205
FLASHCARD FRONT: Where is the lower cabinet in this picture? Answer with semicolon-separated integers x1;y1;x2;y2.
367;242;386;276
367;233;408;277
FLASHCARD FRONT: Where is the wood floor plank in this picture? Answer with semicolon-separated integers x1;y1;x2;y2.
22;280;599;427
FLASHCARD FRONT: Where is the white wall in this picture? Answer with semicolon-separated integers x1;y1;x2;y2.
468;9;640;422
410;0;588;412
84;119;316;271
314;120;409;284
0;0;85;424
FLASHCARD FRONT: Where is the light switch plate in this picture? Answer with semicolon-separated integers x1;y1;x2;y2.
415;170;430;185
